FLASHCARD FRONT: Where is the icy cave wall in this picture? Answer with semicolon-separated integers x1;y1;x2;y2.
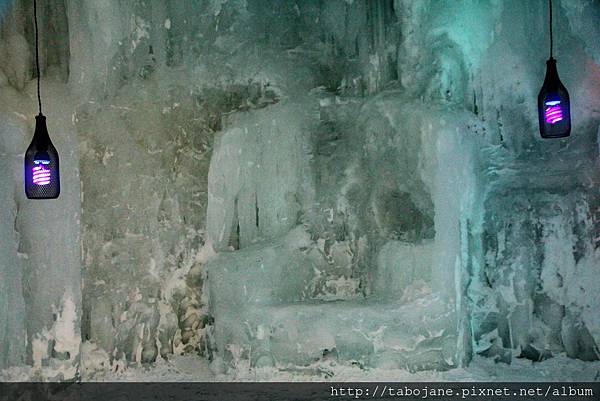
0;0;80;378
71;0;407;368
468;1;600;363
0;0;599;378
0;0;412;375
206;0;600;369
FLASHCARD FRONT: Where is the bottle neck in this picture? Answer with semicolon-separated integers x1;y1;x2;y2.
33;114;51;150
543;57;560;88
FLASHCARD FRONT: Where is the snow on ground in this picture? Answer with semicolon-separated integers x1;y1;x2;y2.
85;354;600;382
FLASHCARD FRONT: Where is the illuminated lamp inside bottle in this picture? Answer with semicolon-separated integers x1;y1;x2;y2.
544;100;563;124
32;159;51;186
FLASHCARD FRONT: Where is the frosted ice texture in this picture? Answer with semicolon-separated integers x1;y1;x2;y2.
206;94;484;369
207;101;315;251
206;0;600;370
0;100;81;378
0;0;598;379
0;118;26;370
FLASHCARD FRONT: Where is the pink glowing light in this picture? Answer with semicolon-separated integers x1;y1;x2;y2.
32;160;51;185
545;100;563;124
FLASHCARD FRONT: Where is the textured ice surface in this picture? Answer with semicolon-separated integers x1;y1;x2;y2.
473;187;600;362
0;117;26;370
0;0;599;380
206;95;484;370
77;353;600;382
375;241;433;300
207;100;315;250
205;0;600;373
464;0;600;362
0;72;81;380
207;227;458;371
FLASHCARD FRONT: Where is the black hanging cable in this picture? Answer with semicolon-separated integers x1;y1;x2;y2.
537;0;571;139
549;0;553;59
33;0;42;115
25;0;61;199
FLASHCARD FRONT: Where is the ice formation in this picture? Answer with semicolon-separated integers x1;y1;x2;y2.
0;0;598;381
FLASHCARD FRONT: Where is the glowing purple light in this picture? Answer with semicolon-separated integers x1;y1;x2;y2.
32;160;51;185
545;100;563;124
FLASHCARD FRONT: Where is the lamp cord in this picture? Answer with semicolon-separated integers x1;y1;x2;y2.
33;0;42;115
549;0;553;59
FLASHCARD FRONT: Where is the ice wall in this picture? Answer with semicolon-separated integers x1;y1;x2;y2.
0;116;27;371
0;1;81;380
206;90;485;370
0;87;81;380
0;0;598;379
68;0;411;367
206;0;600;369
469;1;600;362
388;0;600;363
207;100;315;251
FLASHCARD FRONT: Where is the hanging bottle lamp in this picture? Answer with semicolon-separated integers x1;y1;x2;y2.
538;0;571;139
24;0;60;199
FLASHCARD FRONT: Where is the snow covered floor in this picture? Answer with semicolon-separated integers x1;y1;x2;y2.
85;354;600;382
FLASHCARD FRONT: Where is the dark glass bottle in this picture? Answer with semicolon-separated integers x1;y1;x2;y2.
538;57;571;138
24;114;60;199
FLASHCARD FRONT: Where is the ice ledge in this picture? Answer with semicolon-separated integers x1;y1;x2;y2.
206;227;459;371
211;291;457;372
